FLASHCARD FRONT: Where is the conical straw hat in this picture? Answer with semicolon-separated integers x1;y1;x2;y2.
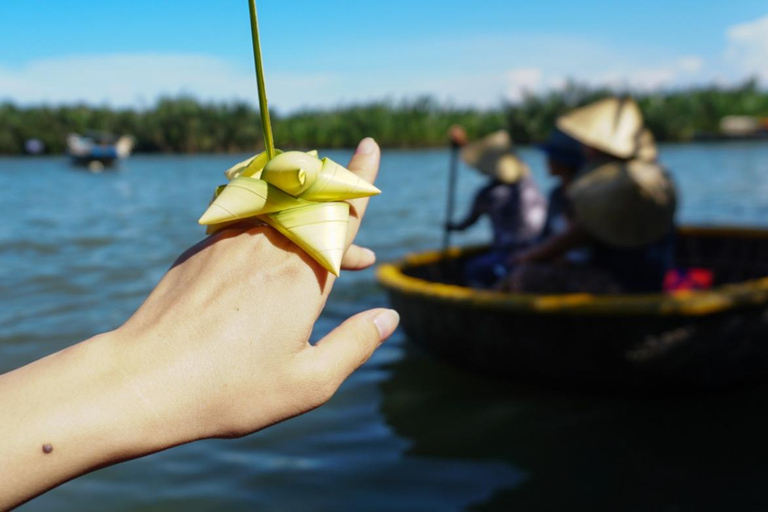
636;128;658;162
460;130;528;184
557;97;645;159
568;160;676;247
261;202;350;276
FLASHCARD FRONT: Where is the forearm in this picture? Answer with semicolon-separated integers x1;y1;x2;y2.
450;219;471;231
521;239;567;263
0;138;387;509
0;331;186;509
519;225;588;263
450;212;480;231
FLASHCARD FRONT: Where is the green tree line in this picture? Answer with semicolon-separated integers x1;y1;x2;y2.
1;80;766;155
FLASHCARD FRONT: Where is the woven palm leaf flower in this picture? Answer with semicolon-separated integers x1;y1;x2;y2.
199;0;380;277
199;149;380;276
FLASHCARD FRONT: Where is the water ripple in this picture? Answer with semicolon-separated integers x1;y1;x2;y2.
4;144;768;511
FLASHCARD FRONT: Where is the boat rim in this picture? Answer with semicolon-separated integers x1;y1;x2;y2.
376;226;768;317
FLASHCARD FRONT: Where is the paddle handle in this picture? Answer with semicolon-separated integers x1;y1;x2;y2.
442;142;460;253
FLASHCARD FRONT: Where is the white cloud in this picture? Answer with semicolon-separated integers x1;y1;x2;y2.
504;68;543;102
592;56;705;91
0;48;716;112
678;56;704;74
382;71;510;108
0;17;762;112
596;67;677;90
546;76;568;91
0;53;339;111
0;31;717;112
725;14;768;80
493;55;707;101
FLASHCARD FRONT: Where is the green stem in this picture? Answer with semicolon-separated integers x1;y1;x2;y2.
248;0;275;160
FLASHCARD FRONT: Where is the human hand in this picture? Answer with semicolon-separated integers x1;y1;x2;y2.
114;137;397;441
0;139;397;509
448;125;468;147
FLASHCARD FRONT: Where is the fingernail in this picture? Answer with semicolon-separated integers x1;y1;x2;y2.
356;137;377;155
373;309;399;340
362;247;376;260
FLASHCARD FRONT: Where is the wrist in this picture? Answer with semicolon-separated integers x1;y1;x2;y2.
58;331;190;458
0;330;190;507
105;326;210;447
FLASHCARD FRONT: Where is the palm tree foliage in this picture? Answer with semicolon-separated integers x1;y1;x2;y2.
1;80;766;155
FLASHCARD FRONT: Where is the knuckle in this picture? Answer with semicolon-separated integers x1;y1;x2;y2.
316;374;340;404
296;354;342;406
307;370;339;407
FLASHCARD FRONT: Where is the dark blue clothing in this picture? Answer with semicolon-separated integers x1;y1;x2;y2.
539;185;569;240
539;182;675;293
537;129;585;169
590;232;676;293
539;184;591;264
464;247;515;288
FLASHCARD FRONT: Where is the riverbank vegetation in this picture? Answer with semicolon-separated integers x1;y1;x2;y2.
1;80;766;155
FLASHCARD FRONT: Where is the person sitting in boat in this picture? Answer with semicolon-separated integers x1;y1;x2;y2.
501;97;677;294
447;126;547;288
536;128;585;249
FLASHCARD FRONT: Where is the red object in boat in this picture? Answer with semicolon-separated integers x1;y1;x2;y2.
664;267;714;292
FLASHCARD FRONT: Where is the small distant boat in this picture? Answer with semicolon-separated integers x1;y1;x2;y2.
694;116;768;141
24;138;45;155
377;226;768;391
719;115;768;140
67;132;134;172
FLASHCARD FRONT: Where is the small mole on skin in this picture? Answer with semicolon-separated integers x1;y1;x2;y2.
42;443;53;454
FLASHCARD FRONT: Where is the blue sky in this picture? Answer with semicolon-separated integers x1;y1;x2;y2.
2;0;767;111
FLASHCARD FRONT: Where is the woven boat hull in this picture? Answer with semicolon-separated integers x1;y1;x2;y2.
377;226;768;390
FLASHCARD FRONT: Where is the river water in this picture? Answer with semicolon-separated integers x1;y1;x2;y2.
2;142;768;511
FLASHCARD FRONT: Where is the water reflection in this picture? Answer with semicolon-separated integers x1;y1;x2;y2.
381;345;768;511
3;142;768;510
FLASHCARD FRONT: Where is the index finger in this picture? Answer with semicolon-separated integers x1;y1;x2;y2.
343;137;381;249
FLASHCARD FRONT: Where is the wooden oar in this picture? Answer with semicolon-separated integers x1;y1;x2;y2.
442;140;460;254
437;139;462;283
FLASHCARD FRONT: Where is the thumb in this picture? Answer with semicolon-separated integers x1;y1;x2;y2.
314;308;399;387
341;244;376;271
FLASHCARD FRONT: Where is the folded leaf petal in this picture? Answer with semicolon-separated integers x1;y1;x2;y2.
261;202;350;276
261;151;323;195
299;157;381;201
224;149;283;181
199;177;306;225
200;150;378;275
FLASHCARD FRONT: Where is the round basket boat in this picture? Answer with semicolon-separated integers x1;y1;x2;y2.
377;226;768;391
